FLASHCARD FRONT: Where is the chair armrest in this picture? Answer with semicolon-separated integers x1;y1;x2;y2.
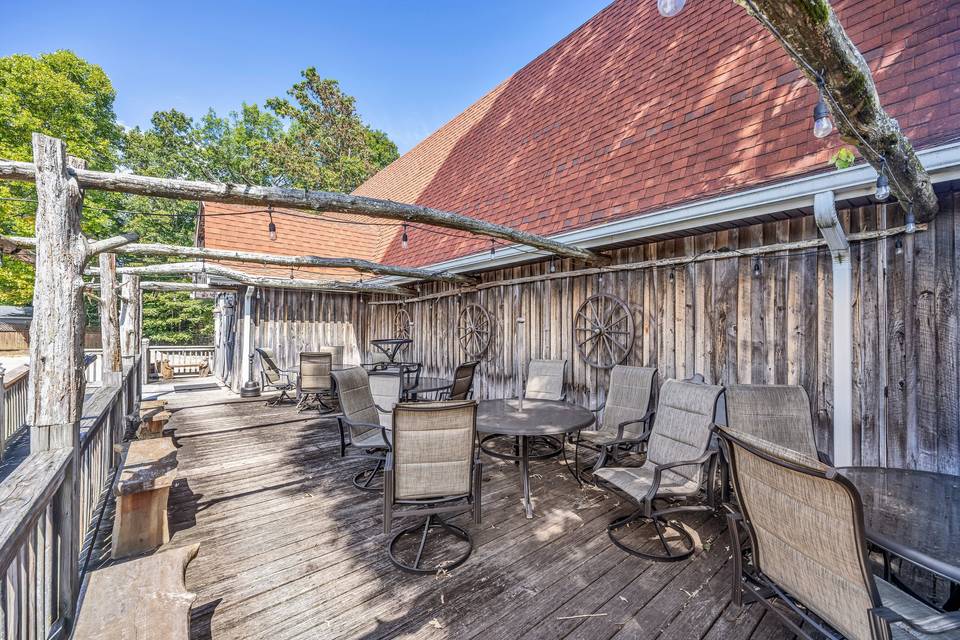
589;401;607;415
614;410;656;440
644;449;718;503
817;450;833;466
871;607;960;634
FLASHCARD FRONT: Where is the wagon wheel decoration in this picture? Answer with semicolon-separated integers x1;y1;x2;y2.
457;303;492;358
575;294;634;369
393;307;412;340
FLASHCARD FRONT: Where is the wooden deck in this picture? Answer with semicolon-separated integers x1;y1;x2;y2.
146;384;796;639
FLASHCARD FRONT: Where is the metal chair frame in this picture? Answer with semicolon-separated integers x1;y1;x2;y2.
255;347;296;406
332;368;398;492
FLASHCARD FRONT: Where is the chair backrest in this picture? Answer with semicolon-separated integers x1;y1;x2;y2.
718;428;881;640
317;345;344;368
369;371;402;428
646;378;723;487
724;384;819;459
299;352;332;393
256;347;282;384
599;366;657;438
391;401;478;501
448;361;480;400
331;367;380;439
524;359;566;400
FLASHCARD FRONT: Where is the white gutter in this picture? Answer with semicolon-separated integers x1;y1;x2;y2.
814;191;852;467
377;140;960;282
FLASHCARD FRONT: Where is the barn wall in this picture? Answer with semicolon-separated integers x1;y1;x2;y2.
366;194;960;474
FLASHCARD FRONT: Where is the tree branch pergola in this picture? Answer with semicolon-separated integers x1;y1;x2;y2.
85;261;415;296
741;0;938;221
1;236;474;284
0;160;607;263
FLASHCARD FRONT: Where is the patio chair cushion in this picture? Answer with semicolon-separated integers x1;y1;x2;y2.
724;384;819;459
645;379;723;487
352;429;389;450
594;464;700;499
578;429;623;446
524;359;565;400
597;365;657;438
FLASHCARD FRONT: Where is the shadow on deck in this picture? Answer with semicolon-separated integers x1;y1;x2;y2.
153;385;797;640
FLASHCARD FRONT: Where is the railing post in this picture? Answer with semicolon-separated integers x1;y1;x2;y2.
98;252;123;387
0;365;6;455
141;338;150;381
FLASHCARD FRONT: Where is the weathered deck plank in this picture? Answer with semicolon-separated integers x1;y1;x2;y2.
151;385;793;639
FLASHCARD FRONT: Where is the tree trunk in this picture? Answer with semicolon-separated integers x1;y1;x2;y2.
120;274;142;361
98;253;122;385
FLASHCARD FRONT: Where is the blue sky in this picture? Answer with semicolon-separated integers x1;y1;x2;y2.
1;1;611;154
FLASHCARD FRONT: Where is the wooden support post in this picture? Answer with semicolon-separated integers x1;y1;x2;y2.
26;133;85;631
120;274;142;363
98;253;122;386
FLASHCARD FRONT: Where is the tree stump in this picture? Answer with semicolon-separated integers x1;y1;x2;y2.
112;438;178;559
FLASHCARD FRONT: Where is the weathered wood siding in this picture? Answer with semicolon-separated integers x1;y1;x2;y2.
367;195;960;474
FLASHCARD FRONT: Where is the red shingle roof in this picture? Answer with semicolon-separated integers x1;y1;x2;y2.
202;0;960;270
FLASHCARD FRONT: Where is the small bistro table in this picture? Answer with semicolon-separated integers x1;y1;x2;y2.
370;338;412;363
402;376;452;401
840;466;960;609
477;399;595;519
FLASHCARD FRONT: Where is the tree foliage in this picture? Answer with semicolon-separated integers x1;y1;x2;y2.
0;50;400;344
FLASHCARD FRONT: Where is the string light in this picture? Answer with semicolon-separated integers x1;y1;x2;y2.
549;258;556;273
894;237;903;255
812;86;833;138
753;257;762;276
658;0;686;17
267;205;277;241
401;223;409;250
875;160;890;201
490;239;496;256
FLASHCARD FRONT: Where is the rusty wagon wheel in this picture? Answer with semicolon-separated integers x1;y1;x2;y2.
575;293;634;369
394;307;412;340
457;303;492;358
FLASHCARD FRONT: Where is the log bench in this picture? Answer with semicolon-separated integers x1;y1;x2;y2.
139;407;172;439
74;544;199;639
112;438;178;559
159;358;210;380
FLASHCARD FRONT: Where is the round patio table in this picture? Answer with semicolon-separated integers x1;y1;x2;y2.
477;399;594;519
403;376;452;401
370;338;412;363
840;466;960;608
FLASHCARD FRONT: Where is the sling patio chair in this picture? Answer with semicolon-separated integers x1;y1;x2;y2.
524;358;567;401
723;384;831;463
369;369;403;428
255;347;296;406
384;400;481;573
717;427;960;640
594;376;724;561
574;365;657;481
297;351;335;414
332;367;395;491
442;361;480;400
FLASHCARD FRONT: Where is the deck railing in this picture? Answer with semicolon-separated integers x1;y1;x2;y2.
85;345;214;382
0;356;141;638
0;366;30;454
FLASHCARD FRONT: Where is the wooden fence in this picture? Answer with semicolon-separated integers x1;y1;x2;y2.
0;357;141;638
0;367;29;455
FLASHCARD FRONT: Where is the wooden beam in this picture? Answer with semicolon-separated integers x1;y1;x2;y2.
741;0;938;221
0;159;605;263
120;274;142;360
140;282;238;293
98;253;122;384
86;232;139;257
3;235;473;284
88;261;414;296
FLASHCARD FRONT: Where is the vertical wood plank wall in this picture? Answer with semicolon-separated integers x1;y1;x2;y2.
365;195;959;474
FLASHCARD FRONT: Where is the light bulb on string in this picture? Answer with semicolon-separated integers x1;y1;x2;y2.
753;257;762;277
657;0;686;17
812;89;833;139
875;161;890;201
267;205;277;241
894;237;903;256
490;239;496;256
401;223;409;250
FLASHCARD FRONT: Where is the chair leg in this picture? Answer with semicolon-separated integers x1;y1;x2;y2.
386;514;473;574
606;509;698;562
726;512;744;610
353;458;385;492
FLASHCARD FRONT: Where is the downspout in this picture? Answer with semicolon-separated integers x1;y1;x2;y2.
240;286;261;397
814;191;852;466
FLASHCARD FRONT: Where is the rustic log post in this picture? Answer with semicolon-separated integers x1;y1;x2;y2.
26;133;86;630
141;338;151;381
120;274;142;363
0;365;6;454
98;253;122;386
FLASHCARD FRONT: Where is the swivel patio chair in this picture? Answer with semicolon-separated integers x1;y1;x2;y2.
717;427;960;640
369;370;403;428
442;361;480;400
297;351;335;414
384;400;481;573
594;377;724;561
574;365;657;480
256;347;296;406
524;359;566;401
332;367;394;491
723;384;831;463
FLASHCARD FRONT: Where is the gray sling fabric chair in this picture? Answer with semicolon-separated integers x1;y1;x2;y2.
442;361;480;400
369;371;403;428
297;352;334;413
717;427;960;640
332;367;393;491
594;377;724;561
256;347;295;406
384;400;481;573
575;365;657;480
723;384;831;463
524;359;566;400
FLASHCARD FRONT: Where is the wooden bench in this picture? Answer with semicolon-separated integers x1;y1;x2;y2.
74;544;199;639
139;407;172;439
159;358;210;380
112;438;178;559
